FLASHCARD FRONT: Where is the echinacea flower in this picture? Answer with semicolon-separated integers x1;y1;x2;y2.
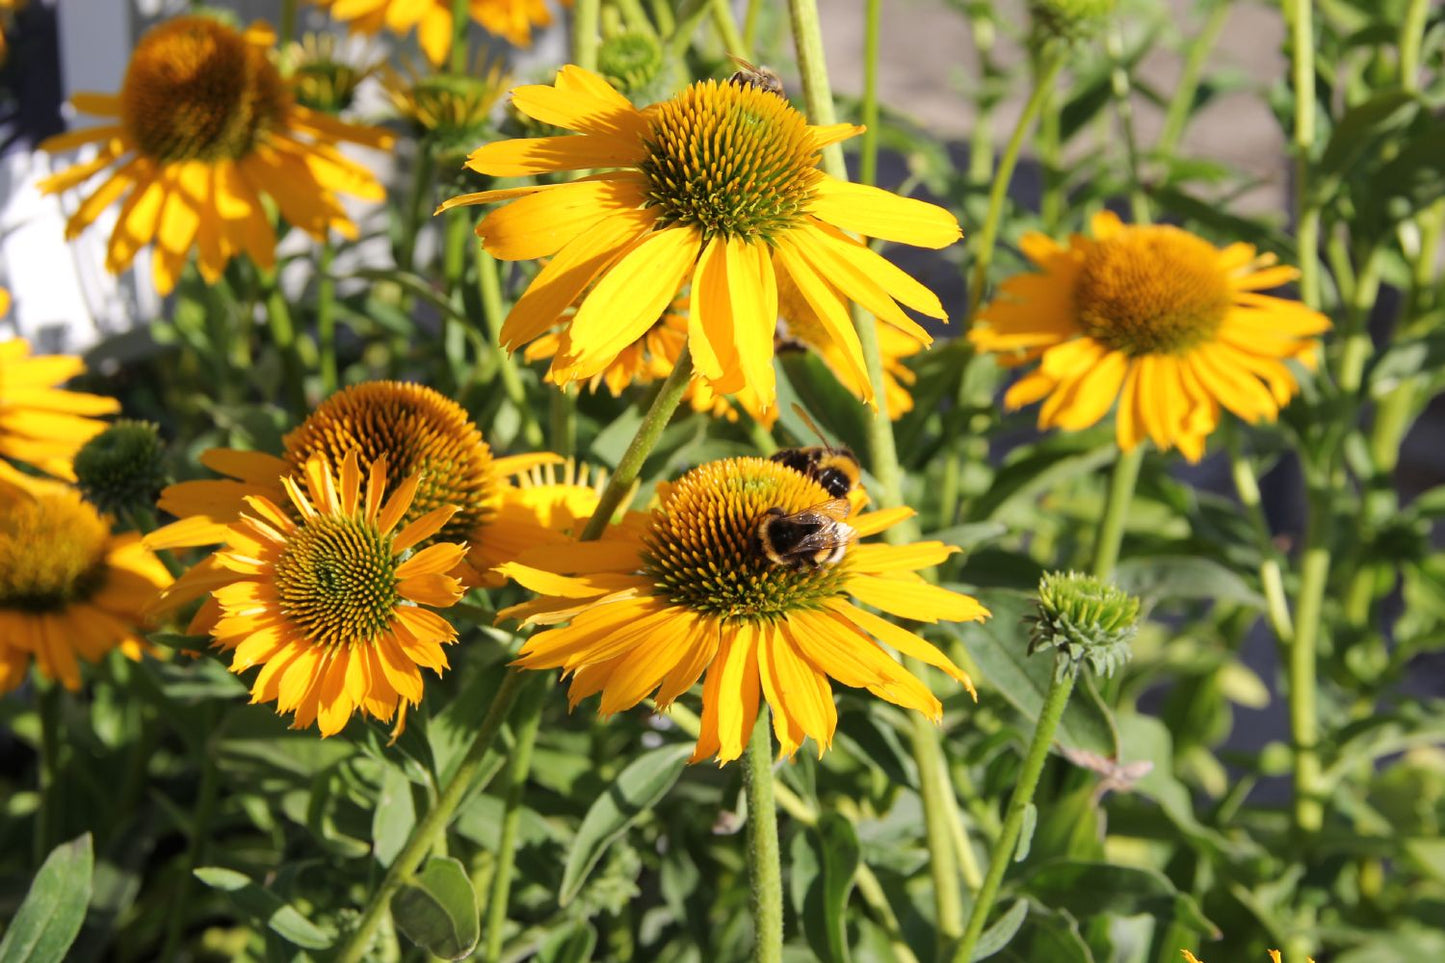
146;381;560;609
0;338;119;491
496;457;988;764
0;479;170;694
38;15;392;295
1182;952;1313;963
311;0;556;67
202;451;464;736
970;212;1330;462
438;66;961;411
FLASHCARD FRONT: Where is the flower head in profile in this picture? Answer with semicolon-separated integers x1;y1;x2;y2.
311;0;556;67
147;381;560;610
1182;952;1313;963
439;66;960;411
279;31;380;115
383;58;508;162
970;212;1330;462
0;338;119;491
202;451;464;736
38;15;392;294
497;457;988;764
0;479;170;694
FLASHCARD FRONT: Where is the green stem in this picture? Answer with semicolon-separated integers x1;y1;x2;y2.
449;0;471;74
1090;445;1144;581
161;707;222;963
744;712;784;963
913;714;965;939
1399;0;1428;89
665;0;715;60
743;0;762;54
953;664;1077;963
317;240;338;396
335;671;527;963
476;249;543;449
1036;58;1061;233
859;0;881;189
481;674;548;963
1286;0;1320;309
442;208;473;383
1157;1;1229;155
965;7;998;184
280;0;298;46
616;0;658;37
550;387;577;460
1227;439;1295;642
579;348;693;540
573;0;601;70
711;0;749;59
264;272;307;413
34;682;60;866
966;53;1065;323
1290;490;1328;834
1105;25;1150;224
399;140;436;274
1337;248;1381;396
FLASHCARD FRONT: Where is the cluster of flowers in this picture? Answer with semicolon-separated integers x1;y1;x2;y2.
2;6;1329;765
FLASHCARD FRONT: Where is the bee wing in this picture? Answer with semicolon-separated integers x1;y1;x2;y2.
727;53;761;72
806;498;855;522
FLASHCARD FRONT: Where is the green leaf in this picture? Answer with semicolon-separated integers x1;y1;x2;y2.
1335;929;1445;963
192;866;332;950
537;921;599;963
1317;88;1418;182
794;814;860;963
1020;861;1217;937
0;834;93;963
1015;805;1037;863
947;594;1118;756
970;429;1116;522
970;899;1028;961
372;764;417;868
391;857;480;960
559;742;691;906
778;352;871;459
1113;555;1264;609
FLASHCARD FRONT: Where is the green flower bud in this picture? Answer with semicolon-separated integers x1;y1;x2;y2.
1028;571;1139;679
598;30;665;95
385;61;508;167
73;420;167;518
1028;0;1115;45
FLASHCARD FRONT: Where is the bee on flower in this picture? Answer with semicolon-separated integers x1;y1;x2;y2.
496;456;988;764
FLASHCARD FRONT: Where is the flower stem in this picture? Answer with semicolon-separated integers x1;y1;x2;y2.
481;672;548;963
859;0;881;189
1286;0;1320;309
475;249;543;449
1289;488;1329;834
579;347;693;540
966;52;1065;324
449;0;471;74
317;239;338;396
335;670;527;963
744;711;784;963
1227;437;1294;642
789;0;970;946
161;705;222;963
263;270;307;413
573;0;601;70
711;0;749;59
279;0;298;46
1105;24;1150;224
1090;445;1143;581
1157;1;1229;156
952;664;1077;963
1400;0;1428;88
34;681;61;866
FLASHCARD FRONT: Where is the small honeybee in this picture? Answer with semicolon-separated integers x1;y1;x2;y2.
726;55;785;97
770;407;862;499
754;499;857;569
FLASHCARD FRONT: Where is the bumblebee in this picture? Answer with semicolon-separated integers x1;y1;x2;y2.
770;407;862;499
726;55;785;97
754;499;857;569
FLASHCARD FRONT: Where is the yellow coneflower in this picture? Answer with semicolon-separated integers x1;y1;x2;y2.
311;0;556;67
38;16;392;295
438;66;961;411
382;57;508;161
0;480;170;693
0;338;119;490
146;381;559;609
970;212;1330;462
202;451;464;736
497;457;988;764
279;31;381;115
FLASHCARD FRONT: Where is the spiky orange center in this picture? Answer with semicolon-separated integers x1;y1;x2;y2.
121;16;288;163
272;512;399;647
0;492;108;611
1075;226;1232;356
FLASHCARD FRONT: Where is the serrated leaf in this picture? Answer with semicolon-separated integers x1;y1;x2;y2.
559;743;691;905
0;834;93;963
391;857;480;960
192;866;332;950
